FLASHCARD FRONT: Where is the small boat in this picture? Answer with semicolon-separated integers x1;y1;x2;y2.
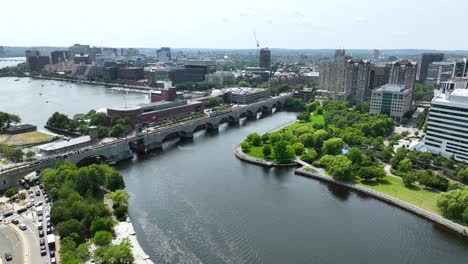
14;78;19;81
41;85;44;87
39;93;42;95
45;101;49;103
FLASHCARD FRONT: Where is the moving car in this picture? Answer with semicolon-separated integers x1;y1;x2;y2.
11;219;19;225
18;224;27;230
4;251;12;261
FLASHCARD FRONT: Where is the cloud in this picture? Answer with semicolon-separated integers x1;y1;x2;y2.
355;16;368;23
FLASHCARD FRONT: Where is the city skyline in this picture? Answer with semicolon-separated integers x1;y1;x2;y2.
1;0;468;50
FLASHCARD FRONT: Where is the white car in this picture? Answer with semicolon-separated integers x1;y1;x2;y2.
18;224;27;230
38;216;43;222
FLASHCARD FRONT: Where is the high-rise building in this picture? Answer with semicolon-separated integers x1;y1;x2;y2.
388;60;418;90
319;50;371;102
68;44;91;61
51;51;68;64
25;50;40;62
345;59;372;103
28;55;51;71
454;58;468;78
426;62;456;85
424;89;468;162
0;46;4;56
259;48;271;69
419;53;444;82
369;84;413;122
157;47;171;62
373;49;380;60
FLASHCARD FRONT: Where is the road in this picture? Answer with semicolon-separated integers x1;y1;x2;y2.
3;183;54;264
0;223;23;264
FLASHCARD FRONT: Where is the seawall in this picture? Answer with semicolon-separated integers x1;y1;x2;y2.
295;167;468;239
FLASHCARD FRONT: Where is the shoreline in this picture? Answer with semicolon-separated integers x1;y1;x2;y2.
113;219;154;264
234;142;468;239
29;75;155;91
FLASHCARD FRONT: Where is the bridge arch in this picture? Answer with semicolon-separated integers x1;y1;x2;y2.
76;154;108;166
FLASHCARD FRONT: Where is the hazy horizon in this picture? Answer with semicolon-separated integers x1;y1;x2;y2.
1;0;467;50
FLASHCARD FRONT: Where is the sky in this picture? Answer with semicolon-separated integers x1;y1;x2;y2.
1;0;467;50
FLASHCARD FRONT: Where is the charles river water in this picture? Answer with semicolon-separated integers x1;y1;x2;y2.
0;70;467;263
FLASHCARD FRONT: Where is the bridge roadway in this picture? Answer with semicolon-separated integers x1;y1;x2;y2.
0;95;289;190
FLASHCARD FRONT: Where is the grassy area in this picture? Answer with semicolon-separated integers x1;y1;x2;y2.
0;131;54;146
357;176;441;214
286;114;324;132
248;146;268;159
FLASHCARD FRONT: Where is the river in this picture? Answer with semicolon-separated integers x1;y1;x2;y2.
1;77;467;263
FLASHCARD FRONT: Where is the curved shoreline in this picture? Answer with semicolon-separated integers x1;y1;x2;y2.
234;147;468;239
234;144;297;167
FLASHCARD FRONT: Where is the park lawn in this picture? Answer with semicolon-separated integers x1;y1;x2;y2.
0;131;55;146
285;114;325;132
247;146;266;158
357;176;441;215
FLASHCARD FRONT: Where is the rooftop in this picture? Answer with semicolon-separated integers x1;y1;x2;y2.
224;87;268;95
37;135;91;152
376;84;406;93
451;88;468;97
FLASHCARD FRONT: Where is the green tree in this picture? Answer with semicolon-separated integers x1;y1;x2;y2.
379;146;393;162
90;217;115;235
322;138;344;156
313;129;329;149
300;149;318;163
299;133;314;148
390;147;408;169
273;141;295;164
247;133;262;146
297;112;310;122
359;166;386;181
402;173;417;187
346;147;362;165
292;142;305;155
240;141;251;153
457;168;468;184
94;238;134;264
261;133;270;143
108;124;129;138
58;219;85;243
93;230;113;247
437;189;468;225
262;145;272;158
237;80;251;87
0;112;21;131
4;187;19;198
397;158;413;173
204;97;224;108
319;155;354;181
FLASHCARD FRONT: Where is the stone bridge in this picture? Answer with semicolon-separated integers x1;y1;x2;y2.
0;95;289;190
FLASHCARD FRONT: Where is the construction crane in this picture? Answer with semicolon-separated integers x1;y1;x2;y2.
253;31;260;48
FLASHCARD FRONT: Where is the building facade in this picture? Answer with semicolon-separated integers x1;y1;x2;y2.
28;55;51;71
157;47;171;62
419;53;444;82
259;48;271;69
51;51;68;64
369;84;412;122
388;61;418;90
426;62;455;85
224;87;270;104
425;89;468;161
292;88;315;102
454;58;468;78
319;49;348;101
345;59;372;103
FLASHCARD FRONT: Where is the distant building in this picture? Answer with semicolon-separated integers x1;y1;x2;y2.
25;50;40;62
319;49;348;101
51;51;68;64
205;71;235;86
440;78;468;93
224;87;270;104
373;49;380;60
345;59;372;103
426;62;455;85
73;54;91;64
388;60;418;90
424;89;468;161
369;64;390;96
37;136;92;155
150;88;183;102
157;47;171;62
117;67;144;80
0;46;4;56
3;124;37;135
292;88;315;102
122;48;139;56
369;84;412;122
419;53;444;82
28;55;51;71
454;58;468;78
259;48;271;69
68;44;91;61
243;67;270;81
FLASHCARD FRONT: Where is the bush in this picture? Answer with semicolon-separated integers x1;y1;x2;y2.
240;141;251;153
300;149;318;163
93;230;113;247
262;145;272;158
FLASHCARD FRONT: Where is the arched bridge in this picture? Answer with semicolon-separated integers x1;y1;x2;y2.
0;94;290;190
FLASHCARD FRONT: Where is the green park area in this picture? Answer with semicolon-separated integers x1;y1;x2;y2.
240;99;468;225
0;131;54;146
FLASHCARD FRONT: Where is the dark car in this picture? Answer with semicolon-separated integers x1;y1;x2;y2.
49;250;55;257
47;227;53;234
4;212;13;218
24;184;30;190
46;222;51;228
5;251;13;261
40;245;47;255
40;238;45;246
39;184;44;189
39;230;44;237
35;190;41;196
38;224;43;230
11;219;19;225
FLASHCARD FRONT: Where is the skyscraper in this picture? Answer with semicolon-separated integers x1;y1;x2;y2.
157;47;172;62
51;51;68;64
454;58;468;78
345;59;372;103
373;49;380;60
388;60;418;90
259;48;271;69
419;53;444;82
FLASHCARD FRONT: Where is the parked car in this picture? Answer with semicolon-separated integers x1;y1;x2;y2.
28;190;33;195
4;251;13;261
40;245;47;256
26;202;34;208
39;238;45;246
49;250;55;257
36;202;43;207
46;222;51;228
46;227;52;234
50;257;56;264
18;224;27;230
38;216;43;222
38;224;43;230
39;230;44;237
11;219;19;225
24;184;30;190
35;190;41;196
39;184;44;189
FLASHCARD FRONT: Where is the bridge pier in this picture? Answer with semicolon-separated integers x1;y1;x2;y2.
180;131;194;138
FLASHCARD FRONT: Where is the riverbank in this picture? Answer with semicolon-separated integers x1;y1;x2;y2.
113;219;154;264
295;166;468;238
31;75;154;91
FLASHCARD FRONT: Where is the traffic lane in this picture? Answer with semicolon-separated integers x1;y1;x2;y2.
21;217;48;264
0;225;23;264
